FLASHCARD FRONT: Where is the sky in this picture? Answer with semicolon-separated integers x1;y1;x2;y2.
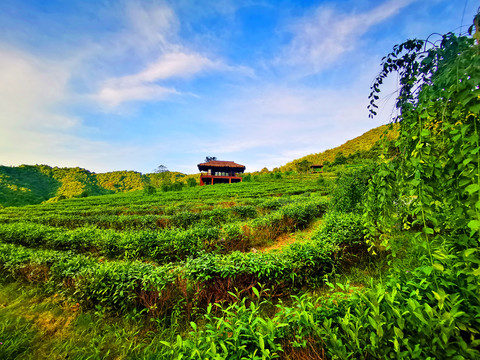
0;0;477;174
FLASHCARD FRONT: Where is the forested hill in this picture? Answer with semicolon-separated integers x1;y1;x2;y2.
0;165;189;207
279;124;398;172
1;125;397;207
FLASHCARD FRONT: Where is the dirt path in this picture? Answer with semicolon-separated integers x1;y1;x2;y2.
257;218;324;253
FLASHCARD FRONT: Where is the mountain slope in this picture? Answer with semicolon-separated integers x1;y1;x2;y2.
278;124;398;172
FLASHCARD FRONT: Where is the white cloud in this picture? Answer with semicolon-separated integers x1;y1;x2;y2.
93;2;254;109
97;83;179;108
0;47;160;173
96;52;221;107
0;48;74;131
278;0;415;75
124;1;179;54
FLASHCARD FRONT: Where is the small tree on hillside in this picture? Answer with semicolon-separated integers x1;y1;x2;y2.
154;165;168;173
332;152;347;166
205;156;217;163
296;159;312;173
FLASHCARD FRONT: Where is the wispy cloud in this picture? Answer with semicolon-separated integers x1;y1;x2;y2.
278;0;415;75
93;2;253;109
96;51;237;107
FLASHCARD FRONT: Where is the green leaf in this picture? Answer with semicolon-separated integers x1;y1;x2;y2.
464;248;476;257
394;338;400;353
420;129;430;137
433;263;444;272
467;220;480;231
470;102;480;113
220;341;228;354
465;184;480;194
259;336;265;350
423;227;434;235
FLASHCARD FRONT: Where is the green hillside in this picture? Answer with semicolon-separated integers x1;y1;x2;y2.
0;125;396;207
0;165;192;207
279;124;398;172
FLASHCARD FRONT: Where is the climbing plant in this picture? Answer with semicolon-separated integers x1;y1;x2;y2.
361;12;480;358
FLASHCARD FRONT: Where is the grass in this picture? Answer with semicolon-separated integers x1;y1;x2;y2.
258;218;324;253
0;280;180;360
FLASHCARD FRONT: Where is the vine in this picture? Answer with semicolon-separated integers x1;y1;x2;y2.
362;11;480;357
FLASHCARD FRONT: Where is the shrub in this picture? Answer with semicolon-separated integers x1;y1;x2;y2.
330;165;374;213
332;152;347;166
143;184;156;195
313;211;365;246
170;293;285;359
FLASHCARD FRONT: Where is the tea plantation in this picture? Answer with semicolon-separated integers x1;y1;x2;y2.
2;20;480;360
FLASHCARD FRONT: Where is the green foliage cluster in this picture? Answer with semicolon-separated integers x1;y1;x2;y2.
330;164;374;212
0;196;328;264
0;312;38;359
0;209;354;317
313;211;365;246
0;165;199;207
357;29;480;357
279;124;398;172
167;291;285;359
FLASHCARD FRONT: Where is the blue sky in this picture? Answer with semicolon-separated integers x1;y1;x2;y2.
0;0;476;174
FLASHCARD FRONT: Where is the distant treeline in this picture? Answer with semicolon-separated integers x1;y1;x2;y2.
0;165;199;207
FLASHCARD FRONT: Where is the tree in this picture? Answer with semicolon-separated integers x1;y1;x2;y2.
154;165;168;173
204;156;217;163
295;159;312;173
332;152;347;166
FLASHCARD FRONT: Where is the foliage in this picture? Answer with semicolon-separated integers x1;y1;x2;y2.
186;177;197;187
0;165;197;207
313;211;365;246
330;165;374;213
154;164;168;173
294;159;312;174
166;289;285;359
204;156;217;163
279;125;398;172
363;24;480;357
143;184;157;195
332;151;347;166
0;313;38;359
161;181;185;192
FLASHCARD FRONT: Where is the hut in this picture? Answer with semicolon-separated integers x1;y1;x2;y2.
310;164;324;173
197;160;246;185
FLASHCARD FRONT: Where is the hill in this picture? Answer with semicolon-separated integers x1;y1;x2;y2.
0;165;191;207
278;124;398;172
0;125;396;207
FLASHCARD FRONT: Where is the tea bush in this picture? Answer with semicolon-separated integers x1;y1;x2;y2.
313;211;365;246
330;165;374;213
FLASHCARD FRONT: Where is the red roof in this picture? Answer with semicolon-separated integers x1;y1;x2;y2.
197;160;245;170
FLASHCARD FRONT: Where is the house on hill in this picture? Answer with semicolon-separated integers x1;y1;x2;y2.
197;160;245;185
310;164;324;173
